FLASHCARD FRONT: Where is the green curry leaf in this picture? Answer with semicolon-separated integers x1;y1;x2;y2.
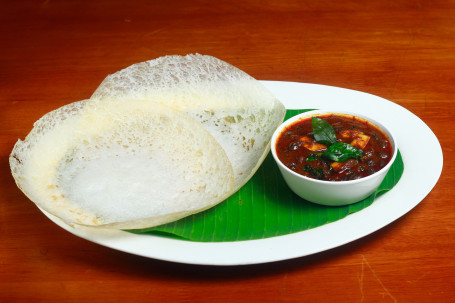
322;142;363;162
304;164;326;180
312;117;363;163
311;117;338;146
306;153;322;161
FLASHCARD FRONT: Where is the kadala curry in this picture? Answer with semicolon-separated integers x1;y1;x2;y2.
275;113;393;181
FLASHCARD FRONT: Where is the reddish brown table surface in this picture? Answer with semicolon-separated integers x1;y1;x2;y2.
1;1;453;302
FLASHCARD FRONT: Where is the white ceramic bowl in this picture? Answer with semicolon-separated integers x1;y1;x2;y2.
271;110;398;206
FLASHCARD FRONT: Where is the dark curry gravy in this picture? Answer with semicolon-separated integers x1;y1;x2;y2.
275;114;393;181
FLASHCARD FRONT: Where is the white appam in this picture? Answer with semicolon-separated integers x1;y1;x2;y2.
91;54;286;192
10;54;285;230
10;99;234;229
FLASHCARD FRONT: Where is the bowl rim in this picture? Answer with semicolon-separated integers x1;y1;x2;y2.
271;109;398;185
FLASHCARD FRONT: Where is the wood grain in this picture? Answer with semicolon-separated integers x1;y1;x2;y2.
1;1;453;302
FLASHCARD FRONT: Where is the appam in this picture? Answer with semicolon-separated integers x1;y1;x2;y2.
10;54;285;229
10;99;234;229
91;54;286;192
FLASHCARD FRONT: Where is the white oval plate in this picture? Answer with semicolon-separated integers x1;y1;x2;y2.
40;81;443;266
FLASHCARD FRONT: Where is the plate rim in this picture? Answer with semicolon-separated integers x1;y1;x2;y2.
39;80;443;266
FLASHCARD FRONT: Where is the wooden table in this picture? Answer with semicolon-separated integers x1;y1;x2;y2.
1;1;453;302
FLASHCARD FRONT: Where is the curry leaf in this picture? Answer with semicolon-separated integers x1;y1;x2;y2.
312;117;338;146
322;142;363;162
304;164;326;180
306;153;322;161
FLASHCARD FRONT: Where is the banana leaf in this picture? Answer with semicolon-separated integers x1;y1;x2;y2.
129;109;404;242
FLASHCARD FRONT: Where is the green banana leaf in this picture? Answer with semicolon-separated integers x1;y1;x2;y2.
129;109;404;242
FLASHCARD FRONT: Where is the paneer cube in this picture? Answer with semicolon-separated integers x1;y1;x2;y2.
299;136;327;151
331;159;358;173
350;133;370;149
330;161;344;172
339;130;370;149
339;130;361;139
